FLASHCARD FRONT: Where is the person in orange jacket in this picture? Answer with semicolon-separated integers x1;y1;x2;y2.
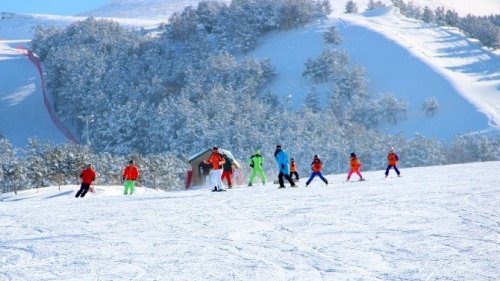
76;163;96;198
289;157;299;181
305;155;328;187
205;146;226;192
123;160;140;195
346;152;365;182
385;147;401;178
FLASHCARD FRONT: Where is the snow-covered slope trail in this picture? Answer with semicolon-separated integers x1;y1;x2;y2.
250;6;498;141
0;40;67;147
340;7;500;130
1;161;499;280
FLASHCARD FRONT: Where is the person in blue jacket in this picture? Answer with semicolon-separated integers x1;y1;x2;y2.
274;144;296;188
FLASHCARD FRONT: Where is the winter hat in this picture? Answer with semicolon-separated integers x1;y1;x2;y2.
350;152;356;157
212;146;218;151
389;147;394;152
276;144;282;149
314;154;319;159
129;160;134;164
255;149;260;154
290;157;295;161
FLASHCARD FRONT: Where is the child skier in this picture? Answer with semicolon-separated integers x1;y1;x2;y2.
221;153;233;188
385;147;401;178
346;152;365;182
289;157;299;181
305;155;328;187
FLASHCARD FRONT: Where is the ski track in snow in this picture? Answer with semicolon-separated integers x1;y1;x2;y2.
0;162;499;280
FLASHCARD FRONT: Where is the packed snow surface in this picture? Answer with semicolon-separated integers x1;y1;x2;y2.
1;162;499;280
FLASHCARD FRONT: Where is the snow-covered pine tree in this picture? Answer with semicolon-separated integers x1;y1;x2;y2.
422;6;435;23
323;26;342;45
345;1;359;14
422;97;439;117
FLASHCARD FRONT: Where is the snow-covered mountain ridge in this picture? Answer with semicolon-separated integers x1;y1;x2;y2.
84;0;500;18
250;6;498;140
82;0;230;20
1;161;499;279
0;0;498;147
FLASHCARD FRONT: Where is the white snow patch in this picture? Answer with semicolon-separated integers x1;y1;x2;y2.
1;161;499;279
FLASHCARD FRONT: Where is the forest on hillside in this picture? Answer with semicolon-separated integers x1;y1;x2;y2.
1;0;499;193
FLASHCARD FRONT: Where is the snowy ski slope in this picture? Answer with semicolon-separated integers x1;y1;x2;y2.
0;40;67;147
1;161;499;280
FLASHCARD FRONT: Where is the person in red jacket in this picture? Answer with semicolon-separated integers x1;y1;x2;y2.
385;147;401;178
123;160;140;195
205;146;226;192
289;157;299;181
76;163;96;198
305;155;328;187
346;152;365;182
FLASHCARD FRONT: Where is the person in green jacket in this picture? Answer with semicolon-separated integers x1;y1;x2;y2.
248;150;266;186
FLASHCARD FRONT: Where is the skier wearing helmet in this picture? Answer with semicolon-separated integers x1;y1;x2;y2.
289;157;299;181
385;147;401;178
274;145;295;188
305;155;328;187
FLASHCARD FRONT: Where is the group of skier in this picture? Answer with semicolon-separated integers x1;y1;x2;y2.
205;144;401;191
76;145;401;195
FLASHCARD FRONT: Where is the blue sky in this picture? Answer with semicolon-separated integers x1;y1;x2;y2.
0;0;110;15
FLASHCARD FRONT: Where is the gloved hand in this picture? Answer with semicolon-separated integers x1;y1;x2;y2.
122;176;125;181
250;164;254;168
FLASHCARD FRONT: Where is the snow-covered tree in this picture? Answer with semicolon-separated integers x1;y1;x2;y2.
422;97;439;117
323;26;342;45
366;0;385;11
405;1;422;19
378;93;408;125
422;6;435;23
403;134;446;167
142;154;186;190
25;138;52;190
0;139;28;194
445;9;460;26
304;86;321;112
345;1;358;14
449;134;500;163
434;7;446;25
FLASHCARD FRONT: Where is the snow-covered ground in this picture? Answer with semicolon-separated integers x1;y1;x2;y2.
1;161;499;280
328;0;500;17
250;6;498;141
0;40;67;147
341;7;500;131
